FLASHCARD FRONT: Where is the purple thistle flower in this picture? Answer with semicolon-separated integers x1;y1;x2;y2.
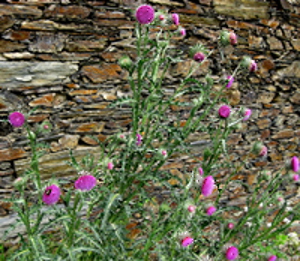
135;5;155;24
291;156;299;172
243;108;252;121
249;60;257;72
42;184;60;205
172;13;180;25
228;223;234;229
206;205;216;216
293;174;299;182
225;246;239;260
9;111;25;127
193;52;205;62
187;205;196;213
181;236;194;247
218;105;231;118
198;167;204;176
268;255;277;261
259;146;268;157
201;175;215;197
108;162;114;170
179;27;186;36
74;175;97;191
229;32;238;45
226;76;234;88
136;133;142;146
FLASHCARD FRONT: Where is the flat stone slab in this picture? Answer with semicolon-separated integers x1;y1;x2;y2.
0;62;78;89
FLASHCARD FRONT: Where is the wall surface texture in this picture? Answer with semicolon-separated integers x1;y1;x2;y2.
0;0;299;218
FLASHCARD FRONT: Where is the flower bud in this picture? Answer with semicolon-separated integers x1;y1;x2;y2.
220;31;238;46
119;56;132;70
171;13;180;25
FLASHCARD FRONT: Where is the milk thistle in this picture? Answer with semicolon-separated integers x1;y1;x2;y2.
42;184;61;205
9;111;25;127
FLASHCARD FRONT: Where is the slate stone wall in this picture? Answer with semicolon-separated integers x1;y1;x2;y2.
0;0;299;216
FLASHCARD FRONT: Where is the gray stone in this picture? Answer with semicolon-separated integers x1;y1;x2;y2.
0;62;78;88
214;0;269;19
277;61;300;78
14;146;101;179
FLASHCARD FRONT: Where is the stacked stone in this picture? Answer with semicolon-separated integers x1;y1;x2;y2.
0;0;298;219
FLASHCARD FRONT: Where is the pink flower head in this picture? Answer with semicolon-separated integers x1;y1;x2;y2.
193;52;205;62
107;162;114;170
135;5;155;24
172;13;179;25
291;156;299;172
159;14;165;21
161;150;167;157
201;175;215;197
249;60;257;72
136;133;142;146
293;174;299;182
181;236;194;247
226;76;234;88
187;205;196;213
179;27;186;36
225;246;239;260
206;205;216;216
243;108;252;121
9;111;25;127
228;223;234;229
42;184;60;205
218;105;231;118
229;32;238;45
268;255;277;261
74;175;97;191
259;146;268;157
198;167;204;176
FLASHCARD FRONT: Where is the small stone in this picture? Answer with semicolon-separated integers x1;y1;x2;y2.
0;16;14;33
291;39;300;51
73;122;105;133
290;92;300;105
272;129;294;139
257;119;271;129
267;37;283;50
0;148;27;162
3;52;34;60
81;64;124;83
29;93;56;107
258;92;275;104
45;5;91;19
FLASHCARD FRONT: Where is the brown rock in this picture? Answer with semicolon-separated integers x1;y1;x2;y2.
45;5;91;19
272;130;294;139
3;30;32;41
95;11;125;19
290;92;300;105
0;148;27;162
258;92;275;104
29;93;56;107
73;122;105;133
51;134;79;151
0;40;26;53
68;90;98;96
0;16;14;33
248;35;263;49
276;61;300;78
215;0;269;19
267;37;283;50
257;119;271;129
159;161;184;171
82;64;123;83
0;4;43;17
65;40;106;52
260;19;280;28
27;114;49;123
291;39;300;51
261;130;270;139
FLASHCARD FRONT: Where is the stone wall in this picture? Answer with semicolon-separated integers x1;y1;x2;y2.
0;0;299;217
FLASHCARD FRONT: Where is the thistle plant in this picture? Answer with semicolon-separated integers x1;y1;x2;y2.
4;4;300;261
